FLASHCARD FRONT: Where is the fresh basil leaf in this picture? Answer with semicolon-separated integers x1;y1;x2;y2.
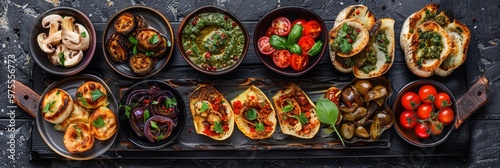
307;41;323;57
255;122;265;132
340;39;352;54
92;116;105;128
246;108;257;120
150;121;159;130
315;98;338;126
270;35;288;50
214;121;223;133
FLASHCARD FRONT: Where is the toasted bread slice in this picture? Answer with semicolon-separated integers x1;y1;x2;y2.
54;104;89;132
230;85;276;139
76;81;109;110
400;4;451;52
42;88;74;124
63;122;94;153
334;5;376;29
330;53;353;73
189;85;235;140
405;21;451;78
353;18;395;79
435;20;471;76
329;19;370;57
272;83;320;139
89;106;118;141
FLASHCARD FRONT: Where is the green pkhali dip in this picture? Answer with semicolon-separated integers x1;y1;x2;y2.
182;12;245;71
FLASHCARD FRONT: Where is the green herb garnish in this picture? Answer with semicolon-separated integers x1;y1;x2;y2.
58;52;65;66
282;100;294;113
43;100;56;113
128;36;139;54
91;89;106;101
119;104;132;119
150;121;159;130
149;34;160;45
144;109;150;122
246;108;257;120
214;121;223;133
73;125;82;139
145;51;155;57
293;113;308;125
200;102;209;113
165;97;177;108
152;101;159;105
315;98;345;146
92;116;105;128
80;32;87;37
255;122;265;132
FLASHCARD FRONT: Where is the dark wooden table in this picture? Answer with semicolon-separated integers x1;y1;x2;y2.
1;0;499;167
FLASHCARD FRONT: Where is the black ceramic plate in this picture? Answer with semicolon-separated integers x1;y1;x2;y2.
30;7;96;76
118;80;186;150
36;74;118;160
102;6;175;79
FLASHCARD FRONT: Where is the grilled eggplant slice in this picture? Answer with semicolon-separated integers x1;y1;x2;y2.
114;12;136;35
152;36;169;58
42;88;74;124
129;53;154;76
108;33;128;63
135;28;162;51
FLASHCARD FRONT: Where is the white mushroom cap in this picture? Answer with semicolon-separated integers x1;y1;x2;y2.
62;23;90;51
37;30;62;54
42;14;63;35
62;50;84;68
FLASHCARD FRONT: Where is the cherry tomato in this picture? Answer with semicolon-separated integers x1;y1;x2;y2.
290;54;309;71
434;92;451;109
272;17;291;36
427;120;444;135
298;36;315;55
401;92;421;110
258;36;275;55
418;85;437;104
303;20;322;39
272;50;291;68
414;123;430;139
265;27;275;37
292;19;307;26
438;107;455;125
399;110;418;129
417;103;433;120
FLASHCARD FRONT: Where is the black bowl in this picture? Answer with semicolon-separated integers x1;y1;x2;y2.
102;6;175;79
177;5;249;75
118;80;186;150
393;79;457;147
30;7;96;76
253;6;327;76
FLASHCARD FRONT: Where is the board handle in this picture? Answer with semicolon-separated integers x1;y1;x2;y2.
455;76;489;129
12;80;39;118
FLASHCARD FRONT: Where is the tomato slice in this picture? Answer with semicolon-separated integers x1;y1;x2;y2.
272;50;291;68
292;19;307;26
265;27;275;37
303;20;322;39
290;53;309;71
258;36;275;55
298;36;315;55
272;17;291;36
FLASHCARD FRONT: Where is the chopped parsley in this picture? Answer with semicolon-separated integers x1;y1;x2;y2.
165;97;177;108
149;33;160;45
213;121;223;133
80;32;87;37
293;113;308;125
282;100;294;113
91;89;106;101
246;108;257;120
119;104;132;119
43;100;56;113
128;36;139;54
145;51;155;57
58;52;65;66
200;102;209;113
144;109;150;122
255;122;265;132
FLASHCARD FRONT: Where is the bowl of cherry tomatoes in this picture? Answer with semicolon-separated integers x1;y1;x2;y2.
393;79;457;147
253;6;327;76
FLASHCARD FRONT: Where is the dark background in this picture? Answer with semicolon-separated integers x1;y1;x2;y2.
1;0;499;167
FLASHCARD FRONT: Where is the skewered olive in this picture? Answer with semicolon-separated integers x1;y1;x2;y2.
364;85;388;102
341;86;364;107
343;107;367;122
374;110;392;126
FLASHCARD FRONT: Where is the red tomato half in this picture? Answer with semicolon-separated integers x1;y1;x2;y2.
292;19;307;26
272;50;291;68
303;20;322;39
298;36;315;55
272;17;291;36
265;27;275;37
258;36;275;55
290;54;309;71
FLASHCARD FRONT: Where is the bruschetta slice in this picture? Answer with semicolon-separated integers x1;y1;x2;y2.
435;20;471;76
231;85;276;139
272;83;320;139
329;19;370;57
63;122;94;153
54;103;89;132
89;106;118;141
405;21;451;78
76;81;108;110
189;85;235;140
353;18;395;79
334;5;376;29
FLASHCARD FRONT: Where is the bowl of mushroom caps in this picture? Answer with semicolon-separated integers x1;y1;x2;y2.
30;7;96;76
